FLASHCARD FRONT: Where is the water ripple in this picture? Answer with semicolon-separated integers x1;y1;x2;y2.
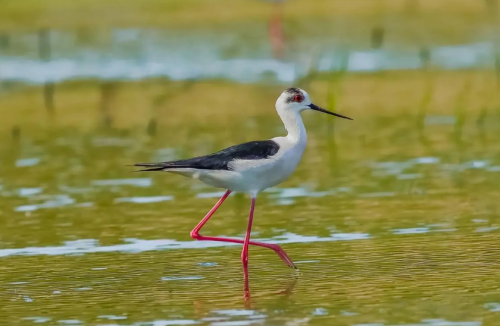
0;232;370;258
114;196;174;204
91;178;153;188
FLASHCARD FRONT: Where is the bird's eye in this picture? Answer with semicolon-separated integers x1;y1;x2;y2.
294;94;304;102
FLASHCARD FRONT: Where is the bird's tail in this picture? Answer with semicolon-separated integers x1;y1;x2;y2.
132;163;166;172
132;162;197;172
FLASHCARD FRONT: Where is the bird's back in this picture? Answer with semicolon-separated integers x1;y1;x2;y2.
134;137;306;193
134;140;280;172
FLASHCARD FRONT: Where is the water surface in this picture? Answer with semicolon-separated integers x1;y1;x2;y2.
1;107;500;325
2;5;500;324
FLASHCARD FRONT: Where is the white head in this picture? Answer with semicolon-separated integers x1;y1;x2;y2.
276;87;352;120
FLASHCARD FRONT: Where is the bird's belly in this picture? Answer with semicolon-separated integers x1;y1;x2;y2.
231;150;303;192
197;170;242;189
195;163;296;193
255;159;299;189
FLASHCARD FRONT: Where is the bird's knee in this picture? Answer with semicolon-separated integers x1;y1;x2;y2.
190;230;200;239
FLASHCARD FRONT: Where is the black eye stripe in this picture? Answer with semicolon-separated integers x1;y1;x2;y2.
284;87;303;103
285;87;301;94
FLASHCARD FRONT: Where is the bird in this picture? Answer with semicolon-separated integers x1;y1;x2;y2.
133;87;352;294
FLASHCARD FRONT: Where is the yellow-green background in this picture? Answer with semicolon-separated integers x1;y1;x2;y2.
1;1;500;325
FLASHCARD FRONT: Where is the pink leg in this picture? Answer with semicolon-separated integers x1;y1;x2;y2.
242;197;256;298
190;190;232;237
190;190;296;269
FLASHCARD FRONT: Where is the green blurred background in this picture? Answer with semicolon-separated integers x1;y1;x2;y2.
1;1;500;325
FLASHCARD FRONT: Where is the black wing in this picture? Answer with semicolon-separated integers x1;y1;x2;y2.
134;140;280;172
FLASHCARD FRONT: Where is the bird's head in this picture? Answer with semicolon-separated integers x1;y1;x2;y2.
276;87;352;120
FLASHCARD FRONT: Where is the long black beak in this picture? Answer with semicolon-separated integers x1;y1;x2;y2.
308;103;353;120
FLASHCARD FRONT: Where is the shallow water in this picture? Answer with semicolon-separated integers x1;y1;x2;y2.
2;2;500;323
1;105;500;325
0;28;497;85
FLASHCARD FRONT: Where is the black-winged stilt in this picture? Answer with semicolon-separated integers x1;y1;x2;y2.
134;88;352;296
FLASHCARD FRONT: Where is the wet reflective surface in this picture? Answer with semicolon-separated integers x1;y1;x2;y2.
3;1;500;325
1;94;500;324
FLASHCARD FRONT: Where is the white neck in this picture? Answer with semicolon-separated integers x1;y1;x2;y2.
277;108;307;144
